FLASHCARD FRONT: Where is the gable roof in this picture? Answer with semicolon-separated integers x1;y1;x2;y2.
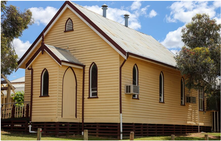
17;1;176;70
26;43;84;69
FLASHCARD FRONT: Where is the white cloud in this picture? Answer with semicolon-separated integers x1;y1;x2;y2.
148;10;157;18
12;38;31;58
29;6;58;25
170;49;180;55
131;1;141;11
162;1;221;50
161;26;184;49
166;1;217;23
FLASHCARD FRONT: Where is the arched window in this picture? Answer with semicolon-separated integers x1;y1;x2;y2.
159;72;164;103
89;63;98;97
181;78;185;105
132;64;138;99
41;69;49;96
65;18;73;32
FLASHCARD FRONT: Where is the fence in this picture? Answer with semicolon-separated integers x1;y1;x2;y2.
1;101;30;119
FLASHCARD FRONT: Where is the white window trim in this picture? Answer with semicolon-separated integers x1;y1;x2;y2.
90;63;97;97
132;65;138;99
199;89;204;111
41;69;47;96
159;72;164;102
181;78;185;105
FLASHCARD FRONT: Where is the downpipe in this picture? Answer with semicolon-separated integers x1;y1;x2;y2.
29;124;37;133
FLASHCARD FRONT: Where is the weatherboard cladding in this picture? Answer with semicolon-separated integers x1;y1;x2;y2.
18;1;176;69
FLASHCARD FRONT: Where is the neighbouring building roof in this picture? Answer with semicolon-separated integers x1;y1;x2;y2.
71;2;176;67
17;1;176;69
11;76;25;83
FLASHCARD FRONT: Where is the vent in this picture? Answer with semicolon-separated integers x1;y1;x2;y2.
65;18;73;31
125;85;139;94
186;96;196;103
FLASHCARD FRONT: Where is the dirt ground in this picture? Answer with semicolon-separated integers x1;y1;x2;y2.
186;132;221;139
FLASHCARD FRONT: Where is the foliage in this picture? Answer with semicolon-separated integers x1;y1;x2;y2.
175;14;221;98
11;91;24;106
1;1;33;75
181;14;221;49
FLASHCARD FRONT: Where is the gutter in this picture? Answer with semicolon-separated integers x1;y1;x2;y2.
82;66;85;135
119;53;128;140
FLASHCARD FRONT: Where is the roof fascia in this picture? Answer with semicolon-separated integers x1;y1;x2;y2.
17;1;69;70
25;45;61;69
61;61;84;69
17;1;127;70
128;52;178;70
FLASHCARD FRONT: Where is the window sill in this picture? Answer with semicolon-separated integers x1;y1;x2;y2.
64;29;74;32
159;101;164;103
88;96;99;99
181;104;185;106
39;95;49;97
132;97;139;100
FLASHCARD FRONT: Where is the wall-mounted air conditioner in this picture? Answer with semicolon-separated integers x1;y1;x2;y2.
125;85;139;94
186;96;196;103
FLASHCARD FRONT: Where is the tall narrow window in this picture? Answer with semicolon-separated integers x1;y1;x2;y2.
41;69;49;96
159;72;164;103
132;65;138;99
199;89;204;111
181;78;185;105
90;63;98;97
65;18;73;32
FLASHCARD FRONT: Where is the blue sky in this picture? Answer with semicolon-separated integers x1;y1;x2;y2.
5;1;221;81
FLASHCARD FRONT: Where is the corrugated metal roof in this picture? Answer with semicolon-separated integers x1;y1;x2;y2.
45;44;83;65
71;2;176;67
11;77;25;83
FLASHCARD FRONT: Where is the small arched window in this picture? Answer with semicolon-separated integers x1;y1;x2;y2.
41;69;49;96
65;18;73;32
159;72;164;103
132;65;138;99
181;78;185;105
89;63;98;98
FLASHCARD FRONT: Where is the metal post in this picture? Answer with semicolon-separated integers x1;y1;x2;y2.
214;111;216;132
120;113;123;140
204;134;208;140
130;131;134;141
217;111;219;132
37;128;42;140
84;129;88;141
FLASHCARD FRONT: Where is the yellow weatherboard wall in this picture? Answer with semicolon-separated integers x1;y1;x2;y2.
25;8;120;123
121;57;212;126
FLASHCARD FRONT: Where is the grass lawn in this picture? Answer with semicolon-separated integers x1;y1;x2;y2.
1;131;221;140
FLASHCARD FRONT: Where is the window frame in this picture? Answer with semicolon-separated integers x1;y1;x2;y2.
199;88;204;111
181;77;185;106
159;72;164;103
40;68;49;97
132;64;139;99
89;62;98;98
64;18;74;32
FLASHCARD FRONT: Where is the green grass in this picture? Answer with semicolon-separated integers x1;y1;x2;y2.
1;131;113;140
1;131;221;140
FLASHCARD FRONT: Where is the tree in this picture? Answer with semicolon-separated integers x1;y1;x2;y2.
12;91;24;106
1;1;33;75
175;14;220;110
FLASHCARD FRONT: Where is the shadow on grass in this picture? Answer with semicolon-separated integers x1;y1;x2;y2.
1;131;115;140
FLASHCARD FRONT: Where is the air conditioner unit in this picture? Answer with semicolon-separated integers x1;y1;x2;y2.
186;96;196;103
125;85;139;94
